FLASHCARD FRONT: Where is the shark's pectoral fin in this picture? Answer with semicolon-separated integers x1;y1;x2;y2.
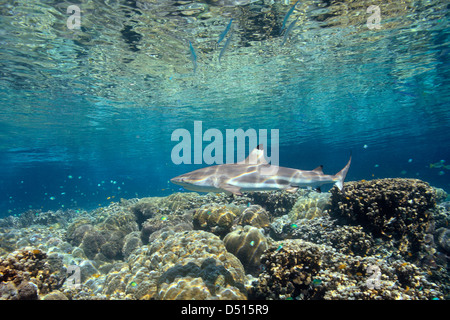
218;182;242;195
285;186;299;193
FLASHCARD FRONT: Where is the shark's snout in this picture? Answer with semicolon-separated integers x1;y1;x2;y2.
170;176;184;185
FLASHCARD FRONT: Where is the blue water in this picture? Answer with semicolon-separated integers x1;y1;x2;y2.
1;0;449;217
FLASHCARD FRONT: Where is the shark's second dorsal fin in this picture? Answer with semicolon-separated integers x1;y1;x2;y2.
313;165;324;173
239;144;268;165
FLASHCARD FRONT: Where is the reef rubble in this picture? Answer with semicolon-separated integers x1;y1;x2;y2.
0;178;448;300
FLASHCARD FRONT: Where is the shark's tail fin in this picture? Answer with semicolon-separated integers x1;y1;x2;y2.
334;153;352;192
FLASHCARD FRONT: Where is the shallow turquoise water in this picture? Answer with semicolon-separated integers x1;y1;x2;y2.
0;0;449;215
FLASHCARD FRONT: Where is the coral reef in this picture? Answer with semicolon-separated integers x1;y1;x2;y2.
76;230;247;300
65;205;138;261
0;209;81;229
130;197;169;226
435;228;450;254
237;205;271;229
270;215;374;256
0;249;65;299
250;239;444;300
141;212;192;244
193;204;241;237
122;232;143;259
223;225;269;274
250;239;323;299
1;181;448;300
130;192;215;226
330;178;436;256
434;187;448;203
158;258;246;300
288;191;331;221
246;190;301;217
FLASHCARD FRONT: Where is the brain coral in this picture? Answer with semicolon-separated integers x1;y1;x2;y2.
223;226;269;274
193;204;240;237
330;178;436;254
237;205;271;228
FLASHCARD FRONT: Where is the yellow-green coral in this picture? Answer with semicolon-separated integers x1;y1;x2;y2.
193;204;240;236
288;191;331;221
237;205;270;228
223;225;269;274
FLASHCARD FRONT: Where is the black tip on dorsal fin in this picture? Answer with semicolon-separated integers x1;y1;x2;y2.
313;165;324;173
257;144;264;150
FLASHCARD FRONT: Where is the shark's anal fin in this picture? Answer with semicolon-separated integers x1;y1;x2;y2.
286;186;299;193
219;182;242;195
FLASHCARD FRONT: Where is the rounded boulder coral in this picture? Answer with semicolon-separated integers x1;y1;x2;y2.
223;226;268;274
193;204;240;237
237;205;271;229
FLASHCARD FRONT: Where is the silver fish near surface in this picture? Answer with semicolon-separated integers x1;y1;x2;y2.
219;33;232;63
281;16;299;46
280;0;300;34
218;18;233;45
171;144;352;195
189;41;197;73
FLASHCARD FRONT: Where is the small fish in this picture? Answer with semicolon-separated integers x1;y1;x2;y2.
430;160;450;169
219;33;232;63
281;16;299;46
189;41;197;73
218;18;233;45
312;279;322;286
280;0;299;35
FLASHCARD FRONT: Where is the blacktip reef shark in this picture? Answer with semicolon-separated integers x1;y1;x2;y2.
171;145;352;195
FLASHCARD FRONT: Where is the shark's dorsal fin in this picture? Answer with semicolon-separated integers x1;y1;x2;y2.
239;144;268;165
312;165;324;173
